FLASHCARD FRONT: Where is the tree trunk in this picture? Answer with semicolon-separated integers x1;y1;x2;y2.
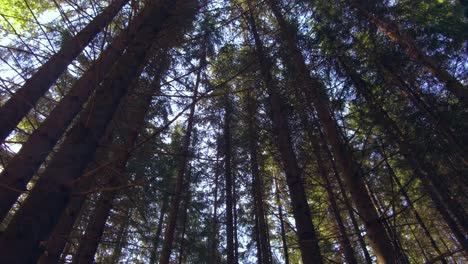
0;2;153;220
233;170;239;264
265;0;400;262
246;3;323;263
246;90;271;264
308;127;358;264
158;34;202;263
323;136;373;264
37;125;116;264
274;176;290;264
348;0;467;104
110;206;131;264
210;156;221;264
73;191;119;264
149;197;169;264
223;92;236;264
0;0;130;143
0;2;196;262
72;58;167;264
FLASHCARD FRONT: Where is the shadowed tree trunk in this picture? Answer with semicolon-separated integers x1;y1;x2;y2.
0;2;196;262
246;90;271;264
0;0;130;143
246;3;323;262
158;34;202;263
264;0;402;262
224;92;236;264
274;176;290;264
55;56;167;264
0;3;155;221
210;155;221;264
110;206;131;264
149;197;169;264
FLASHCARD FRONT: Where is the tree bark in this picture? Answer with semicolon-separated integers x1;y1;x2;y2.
73;191;119;264
158;33;202;263
265;0;400;262
0;0;130;143
110;206;131;264
0;2;195;262
246;3;323;263
246;90;271;264
348;0;467;104
149;197;169;264
0;2;153;221
223;92;236;264
274;176;290;264
210;155;221;264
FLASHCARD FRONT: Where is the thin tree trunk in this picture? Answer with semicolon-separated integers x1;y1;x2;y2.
265;0;401;262
233;170;239;264
0;2;194;261
274;176;290;264
149;197;169;264
177;167;192;264
110;206;131;264
347;0;467;104
0;0;130;143
246;90;271;264
72;191;118;263
158;33;202;263
246;3;323;263
0;3;154;220
324;138;373;264
309;129;358;264
292;70;358;264
224;92;236;264
210;155;220;264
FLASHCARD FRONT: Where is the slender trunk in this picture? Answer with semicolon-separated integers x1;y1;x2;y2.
158;34;202;262
210;156;220;264
224;93;236;264
110;207;131;264
0;2;154;220
246;3;323;263
246;91;271;264
293;73;358;264
326;143;373;264
0;2;195;261
254;212;263;264
177;168;192;264
73;191;118;264
233;171;239;264
347;0;467;104
274;176;290;264
149;197;169;264
0;0;130;143
265;0;400;262
310;131;358;264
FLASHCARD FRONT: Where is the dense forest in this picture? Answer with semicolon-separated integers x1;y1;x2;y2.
0;0;466;263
